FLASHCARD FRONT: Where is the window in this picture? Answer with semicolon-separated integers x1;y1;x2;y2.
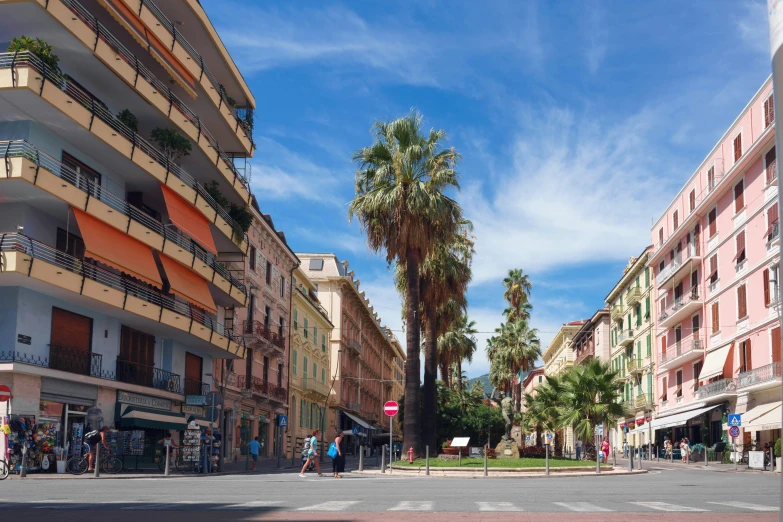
693;361;702;391
322;334;326;352
689;189;696;213
538;375;542;383
280;275;285;297
675;370;683;398
646;333;651;357
737;284;748;319
764;268;771;306
56;228;86;259
264;306;271;329
312;362;317;381
300;399;305;428
734;180;744;213
293;350;298;376
766;146;777;184
322;368;326;384
673;210;679;230
691;270;699;297
635;304;641;326
733;133;742;162
294;309;298;330
278;363;283;387
766;203;779;243
309;258;324;271
313;326;318;345
707;166;715;192
249;246;256;270
303;356;309;378
278;317;284;339
708;254;718;284
739;339;752;373
644;296;650;318
711;302;720;334
62;151;101;196
265;261;272;285
661;377;668;403
772;326;782;364
708;208;717;237
765;94;775;128
645;267;650;287
658;228;663;245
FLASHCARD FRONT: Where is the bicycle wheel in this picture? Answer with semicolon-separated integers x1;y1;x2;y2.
66;457;88;475
0;460;8;480
102;457;122;474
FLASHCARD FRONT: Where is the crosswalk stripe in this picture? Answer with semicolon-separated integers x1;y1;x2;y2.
631;502;707;512
120;504;171;510
297;501;360;511
215;501;283;510
476;502;522;512
388;501;433;511
553;502;613;512
708;501;779;512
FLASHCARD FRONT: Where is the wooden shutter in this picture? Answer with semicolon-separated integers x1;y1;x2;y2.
733;231;745;262
737;285;747;319
708;166;715;191
661;335;667;357
741;339;752;372
772;326;782;364
733;134;742;161
765;95;775;128
708;255;718;282
770;202;780;228
734;181;744;212
658;228;663;245
673;210;679;230
711;302;719;334
689;190;696;212
709;208;717;237
764;268;771;306
766;146;777;184
50;307;93;376
185;352;203;383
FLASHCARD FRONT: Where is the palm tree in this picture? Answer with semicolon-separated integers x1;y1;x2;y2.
350;111;462;457
502;269;532;321
438;314;478;391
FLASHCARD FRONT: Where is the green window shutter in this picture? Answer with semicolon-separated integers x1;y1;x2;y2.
322;368;326;384
304;318;309;338
645;296;650;318
322;334;326;352
645;267;650;287
304;356;309;378
294;310;298;329
647;373;652;396
646;334;651;356
313;363;317;380
314;326;318;344
300;399;304;428
293;350;298;376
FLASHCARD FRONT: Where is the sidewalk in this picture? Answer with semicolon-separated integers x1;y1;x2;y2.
612;455;781;474
353;467;648;479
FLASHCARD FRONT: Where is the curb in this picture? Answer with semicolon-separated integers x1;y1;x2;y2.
350;469;648;479
391;465;614;473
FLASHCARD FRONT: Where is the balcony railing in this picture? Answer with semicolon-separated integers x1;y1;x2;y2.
738;362;782;389
243;320;285;353
694;377;737;400
183;378;210;396
626;286;642;305
131;0;255;140
116;358;182;394
767;222;780;245
656;243;700;286
346;401;361;412
659;290;701;323
618;329;634;346
634;393;652;409
0;51;249;242
610;305;624;321
0;141;247;297
303;377;330;397
48;344;103;378
627;359;643;374
350;339;362;355
1;233;243;348
659;338;703;365
236;375;287;404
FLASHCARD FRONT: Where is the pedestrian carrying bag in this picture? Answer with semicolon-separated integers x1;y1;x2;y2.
327;442;338;459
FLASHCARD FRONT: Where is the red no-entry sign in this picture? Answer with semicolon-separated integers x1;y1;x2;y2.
384;401;399;417
0;384;11;402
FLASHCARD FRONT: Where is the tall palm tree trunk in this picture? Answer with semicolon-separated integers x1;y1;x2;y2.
422;304;438;454
457;358;463;392
403;250;423;458
439;360;450;388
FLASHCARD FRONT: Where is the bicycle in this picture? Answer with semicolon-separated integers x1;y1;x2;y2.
0;458;8;480
65;447;122;475
156;447;200;472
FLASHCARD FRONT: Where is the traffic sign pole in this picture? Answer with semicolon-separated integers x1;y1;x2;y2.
383;401;398;474
389;415;392;475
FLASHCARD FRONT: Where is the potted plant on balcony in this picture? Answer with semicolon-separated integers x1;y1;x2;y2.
151;127;192;163
8;36;60;73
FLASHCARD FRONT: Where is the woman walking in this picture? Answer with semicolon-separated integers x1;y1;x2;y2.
299;429;322;478
331;431;345;478
680;439;690;464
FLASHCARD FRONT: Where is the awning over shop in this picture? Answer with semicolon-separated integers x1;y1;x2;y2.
342;410;371;429
186;415;212;428
158;253;217;313
118;404;188;431
699;343;733;381
160;184;217;255
653;405;717;431
744;403;782;431
72;208;162;287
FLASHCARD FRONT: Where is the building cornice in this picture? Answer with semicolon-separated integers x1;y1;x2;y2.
605;249;652;303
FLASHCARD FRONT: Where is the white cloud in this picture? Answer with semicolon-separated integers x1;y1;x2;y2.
736;0;769;56
584;4;608;74
292;227;366;255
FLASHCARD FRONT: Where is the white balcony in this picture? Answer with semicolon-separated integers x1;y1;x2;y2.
694;378;737;402
656;242;702;287
611;305;625;321
738;362;782;393
658;290;703;329
659;337;705;371
626;286;642;306
618;329;635;347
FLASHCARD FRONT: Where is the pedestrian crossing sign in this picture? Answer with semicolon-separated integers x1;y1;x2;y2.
278;415;288;427
728;414;741;427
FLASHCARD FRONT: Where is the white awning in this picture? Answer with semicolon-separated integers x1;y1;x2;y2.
652;405;717;431
342;410;371;429
698;343;733;381
743;402;781;431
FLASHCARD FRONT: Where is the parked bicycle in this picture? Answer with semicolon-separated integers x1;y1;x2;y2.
0;458;8;480
65;449;122;475
156;447;201;473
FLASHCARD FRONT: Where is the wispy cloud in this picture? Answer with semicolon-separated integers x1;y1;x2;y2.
736;0;769;55
583;3;608;74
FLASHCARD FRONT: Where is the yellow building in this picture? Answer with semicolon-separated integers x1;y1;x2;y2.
289;267;334;451
542;321;586;453
604;247;655;452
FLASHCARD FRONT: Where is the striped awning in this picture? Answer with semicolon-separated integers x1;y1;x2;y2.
118;404;188;431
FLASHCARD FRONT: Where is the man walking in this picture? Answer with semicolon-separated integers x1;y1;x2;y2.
575;439;582;461
248;436;260;471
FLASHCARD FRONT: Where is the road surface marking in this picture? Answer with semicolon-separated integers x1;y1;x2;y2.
35;504;91;510
476;502;522;512
631;502;707;512
388;501;434;511
215;501;283;510
120;504;172;510
298;501;360;511
708;501;779;512
553;502;613;512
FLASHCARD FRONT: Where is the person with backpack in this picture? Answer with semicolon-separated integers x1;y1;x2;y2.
85;426;109;471
299;429;322;478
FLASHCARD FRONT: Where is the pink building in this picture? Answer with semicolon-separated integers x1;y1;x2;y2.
648;78;781;453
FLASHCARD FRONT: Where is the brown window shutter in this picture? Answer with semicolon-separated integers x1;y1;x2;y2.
766;146;777;184
689;190;696;212
661;335;667;356
673;210;678;229
734;134;742;161
708;166;715;190
709;208;717;237
733;231;745;262
765;98;771;127
769;95;775;125
771;203;779;226
764;268;771;306
659;228;663;245
772;327;782;364
734;181;744;212
738;285;747;319
711;302;719;334
746;338;752;371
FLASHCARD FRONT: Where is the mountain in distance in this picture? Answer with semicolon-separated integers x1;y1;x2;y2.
467;374;493;397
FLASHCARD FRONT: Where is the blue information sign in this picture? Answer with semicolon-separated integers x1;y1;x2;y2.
352;426;360;436
278;415;288;427
728;414;742;427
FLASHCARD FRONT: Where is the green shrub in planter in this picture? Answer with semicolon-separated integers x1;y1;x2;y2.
775;438;781;458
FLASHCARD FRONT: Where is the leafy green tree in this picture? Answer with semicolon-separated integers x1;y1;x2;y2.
438;314;477;390
8;36;59;72
502;268;532;320
116;109;139;133
151;127;192;163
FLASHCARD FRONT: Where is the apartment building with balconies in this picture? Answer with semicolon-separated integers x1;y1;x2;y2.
212;205;297;461
648;77;781;450
604;248;656;450
289;266;333;451
297;254;406;444
0;0;256;470
572;308;611;366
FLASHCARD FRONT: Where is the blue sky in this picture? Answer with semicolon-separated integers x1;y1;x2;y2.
204;0;771;377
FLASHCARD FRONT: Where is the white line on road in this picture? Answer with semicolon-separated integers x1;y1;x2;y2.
215;501;283;510
388;501;433;511
631;502;707;512
476;502;522;512
552;502;613;512
708;501;779;512
120;504;172;510
297;501;360;511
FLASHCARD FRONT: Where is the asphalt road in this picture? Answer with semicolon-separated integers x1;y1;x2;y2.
1;465;779;521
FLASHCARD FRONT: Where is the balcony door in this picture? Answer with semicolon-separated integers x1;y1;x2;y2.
50;307;93;376
62;152;101;197
184;352;203;395
119;325;155;387
692;315;700;342
675;326;682;353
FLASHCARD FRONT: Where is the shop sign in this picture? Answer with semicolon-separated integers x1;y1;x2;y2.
17;334;31;345
182;404;205;417
185;395;207;406
117;391;172;411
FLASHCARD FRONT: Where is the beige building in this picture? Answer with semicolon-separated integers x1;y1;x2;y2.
604;247;655;451
297;254;405;444
572;308;612;365
289;267;333;451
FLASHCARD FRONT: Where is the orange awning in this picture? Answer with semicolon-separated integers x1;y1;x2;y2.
158;253;217;314
72;208;162;287
160;184;218;255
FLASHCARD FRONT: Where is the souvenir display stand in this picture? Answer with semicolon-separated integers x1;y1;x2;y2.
182;423;201;467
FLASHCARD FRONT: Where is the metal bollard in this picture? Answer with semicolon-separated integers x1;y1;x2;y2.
705;447;709;467
164;445;170;476
545;444;550;476
94;443;101;478
628;446;633;472
381;445;386;474
596;447;600;474
657;446;660;462
425;445;430;476
20;446;27;479
638;449;642;470
613;448;616;467
292;446;295;467
483;446;488;477
359;446;364;471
